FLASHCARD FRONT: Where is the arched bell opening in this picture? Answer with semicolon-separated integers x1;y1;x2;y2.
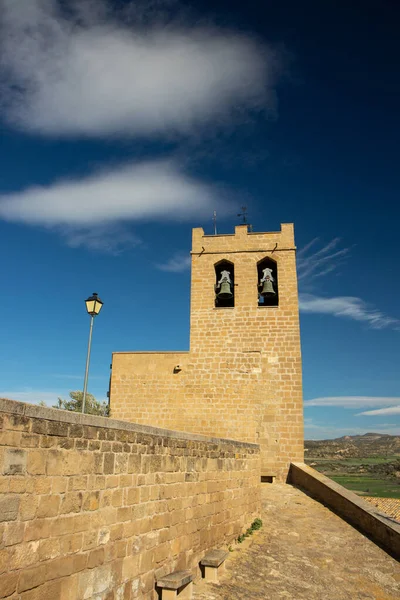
257;257;278;307
214;260;234;308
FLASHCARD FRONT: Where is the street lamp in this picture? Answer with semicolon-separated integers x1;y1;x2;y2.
82;292;103;413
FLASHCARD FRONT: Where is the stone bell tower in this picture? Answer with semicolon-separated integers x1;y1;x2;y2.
110;223;304;481
188;223;303;479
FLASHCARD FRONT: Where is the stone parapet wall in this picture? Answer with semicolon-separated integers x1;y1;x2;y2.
0;398;260;600
289;462;400;560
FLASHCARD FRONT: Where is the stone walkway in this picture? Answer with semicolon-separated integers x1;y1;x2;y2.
193;484;400;600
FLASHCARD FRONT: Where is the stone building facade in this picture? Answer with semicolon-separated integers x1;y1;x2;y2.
110;224;304;480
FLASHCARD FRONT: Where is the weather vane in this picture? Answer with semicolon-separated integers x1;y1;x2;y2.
237;206;248;225
237;206;253;231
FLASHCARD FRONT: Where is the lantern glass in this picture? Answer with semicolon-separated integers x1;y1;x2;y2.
85;293;103;316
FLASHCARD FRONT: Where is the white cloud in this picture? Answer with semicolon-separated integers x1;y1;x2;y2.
357;406;400;417
0;0;279;138
304;396;400;408
0;159;226;229
156;252;191;272
299;293;400;330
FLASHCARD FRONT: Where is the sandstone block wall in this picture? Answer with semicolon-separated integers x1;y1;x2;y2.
111;224;304;481
110;352;189;430
0;398;260;600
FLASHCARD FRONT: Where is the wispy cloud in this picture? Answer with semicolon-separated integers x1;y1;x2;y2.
0;390;60;405
297;238;399;330
304;420;400;440
299;294;400;330
304;396;400;408
357;406;400;416
0;160;228;235
51;374;106;381
0;0;279;139
156;253;191;273
0;388;107;406
297;238;350;285
63;225;141;255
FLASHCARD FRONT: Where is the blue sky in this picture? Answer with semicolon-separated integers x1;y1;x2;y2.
0;0;399;440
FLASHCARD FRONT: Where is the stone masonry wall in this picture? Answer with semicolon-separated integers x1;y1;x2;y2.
110;224;303;481
110;352;189;429
0;398;260;600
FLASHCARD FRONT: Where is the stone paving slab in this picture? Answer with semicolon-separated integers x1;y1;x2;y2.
193;484;400;600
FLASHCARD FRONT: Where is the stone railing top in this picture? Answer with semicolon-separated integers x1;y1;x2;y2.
0;397;259;449
112;350;189;355
291;462;400;531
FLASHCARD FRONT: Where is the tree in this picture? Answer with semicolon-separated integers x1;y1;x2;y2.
53;391;109;416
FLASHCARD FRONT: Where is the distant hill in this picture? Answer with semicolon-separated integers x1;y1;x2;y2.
305;433;400;458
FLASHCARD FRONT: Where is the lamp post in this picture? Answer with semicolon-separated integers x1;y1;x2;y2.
82;292;103;413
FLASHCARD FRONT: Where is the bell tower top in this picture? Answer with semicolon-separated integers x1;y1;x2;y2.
189;222;298;318
191;223;296;255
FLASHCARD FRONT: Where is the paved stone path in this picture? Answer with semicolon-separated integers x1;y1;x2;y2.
193;484;400;600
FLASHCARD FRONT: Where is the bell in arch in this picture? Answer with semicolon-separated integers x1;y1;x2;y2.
259;267;276;297
216;269;233;299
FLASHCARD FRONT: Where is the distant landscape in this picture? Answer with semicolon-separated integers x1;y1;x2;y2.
304;433;400;499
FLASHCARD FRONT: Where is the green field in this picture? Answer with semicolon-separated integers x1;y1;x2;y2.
308;456;399;466
329;475;400;498
305;456;400;498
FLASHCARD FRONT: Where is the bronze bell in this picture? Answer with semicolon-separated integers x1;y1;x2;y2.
217;280;233;299
260;278;276;297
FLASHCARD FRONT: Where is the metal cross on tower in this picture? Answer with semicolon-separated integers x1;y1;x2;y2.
237;206;253;231
237;206;248;225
